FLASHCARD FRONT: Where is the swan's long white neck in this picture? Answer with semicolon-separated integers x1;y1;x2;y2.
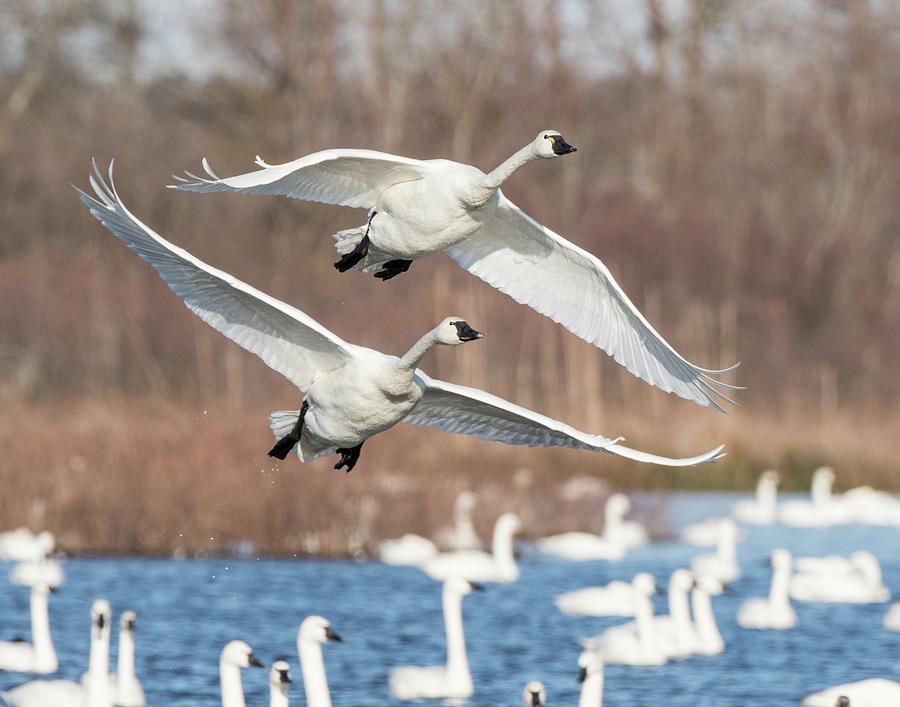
757;478;777;508
117;629;135;685
398;328;443;372
602;507;623;546
578;667;604;707
491;523;517;576
29;588;56;672
299;639;331;707
270;683;290;707
691;588;722;651
668;582;693;640
473;144;540;204
812;474;832;507
85;623;112;707
716;526;736;563
220;660;246;707
443;587;471;688
634;593;656;652
769;562;791;608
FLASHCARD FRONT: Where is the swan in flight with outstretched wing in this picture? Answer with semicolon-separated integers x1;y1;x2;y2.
170;131;740;410
78;160;725;470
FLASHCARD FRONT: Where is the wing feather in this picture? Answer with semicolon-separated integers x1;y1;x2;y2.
77;160;355;391
169;149;430;210
406;373;724;467
446;193;741;410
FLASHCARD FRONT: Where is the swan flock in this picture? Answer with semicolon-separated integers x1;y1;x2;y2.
78;159;727;470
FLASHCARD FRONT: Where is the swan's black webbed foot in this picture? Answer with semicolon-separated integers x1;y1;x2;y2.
334;234;370;273
333;441;364;472
268;400;309;460
374;259;412;280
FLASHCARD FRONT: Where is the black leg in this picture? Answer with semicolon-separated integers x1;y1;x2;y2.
268;400;309;460
334;211;376;272
374;259;412;281
333;441;364;472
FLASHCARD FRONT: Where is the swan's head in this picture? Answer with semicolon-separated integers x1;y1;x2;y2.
497;512;523;534
522;680;546;706
632;572;657;596
269;660;292;690
606;493;631;516
771;548;792;570
220;639;264;669
91;599;111;635
298;615;343;645
533;130;577;158
761;469;780;486
120;610;137;632
850;551;881;580
436;316;484;345
718;518;737;540
455;489;477;512
577;650;604;682
669;568;693;592
36;531;55;555
30;581;56;596
813;466;835;484
444;576;485;597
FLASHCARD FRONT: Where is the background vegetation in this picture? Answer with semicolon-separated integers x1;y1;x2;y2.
1;0;898;555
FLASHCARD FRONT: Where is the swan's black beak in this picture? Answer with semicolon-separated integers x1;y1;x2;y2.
325;626;344;642
279;669;292;684
248;653;264;668
577;666;587;684
468;581;486;592
551;135;577;155
530;690;542;706
453;321;484;342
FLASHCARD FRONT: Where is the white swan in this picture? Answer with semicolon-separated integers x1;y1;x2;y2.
583;573;667;666
111;611;145;707
78;162;726;471
378;534;439;566
778;467;850;526
220;640;264;707
170;132;740;410
838;485;900;525
555;572;655;617
434;490;481;551
691;575;725;655
536;494;641;561
577;650;604;707
421;512;520;582
732;470;780;524
679;516;725;547
1;599;113;707
737;549;796;629
389;577;480;700
0;529;54;562
522;680;546;706
802;678;900;706
297;616;342;707
269;660;292;707
0;582;57;674
689;518;740;583
790;551;889;603
884;602;900;631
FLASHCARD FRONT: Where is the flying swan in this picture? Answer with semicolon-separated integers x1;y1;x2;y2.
77;161;725;470
170;131;741;410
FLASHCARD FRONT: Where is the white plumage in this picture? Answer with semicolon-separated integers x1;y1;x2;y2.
737;549;796;630
219;640;264;707
170;132;740;410
78;161;725;470
296;616;342;707
421;513;520;583
802;678;900;707
0;582;57;674
268;660;292;707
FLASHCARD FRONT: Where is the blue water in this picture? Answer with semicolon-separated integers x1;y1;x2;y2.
1;493;899;706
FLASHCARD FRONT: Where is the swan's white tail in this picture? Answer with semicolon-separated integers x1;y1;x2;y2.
332;226;367;256
269;410;300;447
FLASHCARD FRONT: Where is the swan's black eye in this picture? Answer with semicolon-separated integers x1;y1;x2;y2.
543;134;549;139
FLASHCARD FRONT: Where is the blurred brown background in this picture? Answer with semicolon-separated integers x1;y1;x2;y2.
1;0;898;555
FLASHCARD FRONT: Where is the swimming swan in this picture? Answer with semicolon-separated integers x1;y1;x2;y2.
269;660;292;707
884;602;900;631
389;577;481;700
297;616;342;707
737;549;796;629
421;512;520;583
691;575;725;655
790;551;889;603
0;582;57;674
731;470;779;524
577;650;604;707
434;490;481;551
536;494;641;561
112;611;145;707
78;162;725;471
0;529;54;562
220;640;264;707
689;518;740;583
170;132;740;410
1;599;113;707
802;678;900;706
378;534;439;566
522;680;546;706
555;571;655;617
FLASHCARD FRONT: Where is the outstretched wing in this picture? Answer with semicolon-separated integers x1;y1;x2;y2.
446;193;741;411
77;160;357;391
169;149;430;210
405;372;724;467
